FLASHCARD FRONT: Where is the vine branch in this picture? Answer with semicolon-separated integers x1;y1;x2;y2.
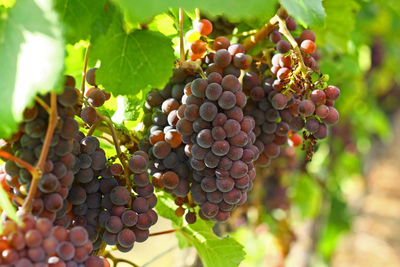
242;15;280;51
149;229;177;237
0;151;37;177
23;93;58;211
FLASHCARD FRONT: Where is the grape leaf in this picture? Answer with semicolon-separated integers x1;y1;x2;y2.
280;0;326;26
110;0;278;24
0;0;64;139
90;19;175;96
156;194;246;267
54;0;108;44
313;0;360;51
148;13;178;37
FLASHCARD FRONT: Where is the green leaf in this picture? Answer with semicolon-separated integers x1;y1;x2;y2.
156;194;245;267
148;13;178;36
0;0;15;8
313;0;360;51
91;19;175;96
0;0;64;139
112;95;145;123
280;0;326;26
54;0;108;44
110;0;278;24
0;186;21;230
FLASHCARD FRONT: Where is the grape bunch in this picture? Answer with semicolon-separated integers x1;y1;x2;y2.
140;69;199;222
1;73;159;262
0;211;106;266
4;81;80;222
98;151;158;251
241;25;340;164
175;38;262;221
269;26;340;133
63;131;157;252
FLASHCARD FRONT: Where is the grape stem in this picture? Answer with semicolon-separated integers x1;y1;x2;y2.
23;93;58;211
34;97;50;113
178;61;207;79
87;120;101;136
276;14;309;75
149;229;177;237
96;111;132;188
80;43;91;104
103;251;139;267
179;8;185;61
96;134;115;145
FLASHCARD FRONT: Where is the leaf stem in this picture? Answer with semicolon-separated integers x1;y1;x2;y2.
23;93;58;211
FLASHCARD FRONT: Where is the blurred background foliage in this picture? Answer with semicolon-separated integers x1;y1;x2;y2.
230;0;400;266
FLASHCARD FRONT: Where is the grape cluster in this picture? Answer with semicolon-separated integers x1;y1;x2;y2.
61;131;157;252
175;41;261;221
0;214;106;266
2;74;158;260
141;69;198;222
81;68;111;125
98;152;157;251
5;81;80;222
242;26;340;164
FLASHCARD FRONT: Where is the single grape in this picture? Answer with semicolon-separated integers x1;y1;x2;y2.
205;83;223;101
311;90;326;105
277;40;291;53
86;68;97;86
298;100;315;116
162;171;179;189
214;49;232;68
110;186;131;206
324;85;340;100
191;40;207;54
299;29;316;42
194;19;213;36
213;36;230;50
269;30;282;44
199;102;218;121
88;89;105;107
